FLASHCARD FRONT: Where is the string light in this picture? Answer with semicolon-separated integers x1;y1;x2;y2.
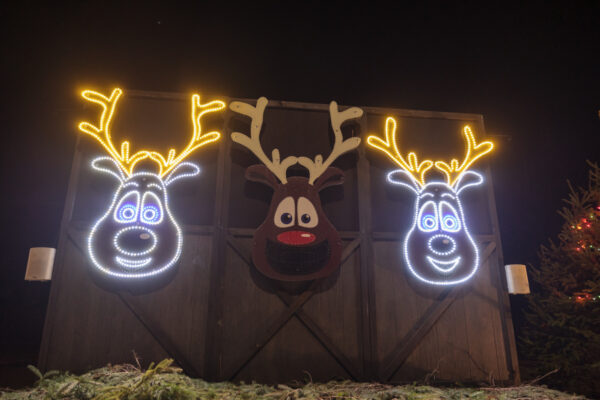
367;117;433;186
399;180;483;285
368;118;493;285
87;167;196;278
79;88;224;177
79;87;221;279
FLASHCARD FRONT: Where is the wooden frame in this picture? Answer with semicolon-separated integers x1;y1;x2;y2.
39;90;520;384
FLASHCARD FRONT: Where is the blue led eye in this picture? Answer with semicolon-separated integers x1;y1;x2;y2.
417;201;438;232
443;215;457;228
118;204;137;221
422;215;436;229
142;206;160;223
439;201;461;232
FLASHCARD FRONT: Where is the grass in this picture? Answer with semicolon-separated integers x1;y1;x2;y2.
0;359;588;400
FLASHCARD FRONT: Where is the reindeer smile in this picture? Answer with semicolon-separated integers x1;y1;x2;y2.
426;256;461;273
266;239;330;275
116;256;152;269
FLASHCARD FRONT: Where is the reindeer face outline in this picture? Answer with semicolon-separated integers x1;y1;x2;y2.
368;118;493;285
230;98;362;281
79;88;224;279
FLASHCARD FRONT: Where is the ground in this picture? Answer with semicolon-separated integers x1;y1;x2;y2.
0;359;587;400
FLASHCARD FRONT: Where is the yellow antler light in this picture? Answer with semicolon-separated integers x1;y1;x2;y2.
78;88;225;177
434;125;494;187
147;94;225;177
78;88;150;176
366;117;433;187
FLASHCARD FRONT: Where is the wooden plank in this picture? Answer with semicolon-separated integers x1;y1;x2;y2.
43;235;171;372
224;280;322;380
126;89;484;122
38;136;82;371
203;111;234;380
372;231;495;242
118;292;201;377
462;246;504;383
63;225;203;376
356;115;378;380
277;291;362;380
381;287;458;381
483;163;521;383
223;232;362;379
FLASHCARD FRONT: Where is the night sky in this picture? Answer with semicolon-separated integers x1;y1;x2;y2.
1;1;599;376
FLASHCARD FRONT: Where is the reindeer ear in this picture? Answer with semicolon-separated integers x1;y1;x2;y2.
454;171;484;194
314;167;344;191
91;157;125;182
164;162;200;186
386;169;420;194
246;164;280;189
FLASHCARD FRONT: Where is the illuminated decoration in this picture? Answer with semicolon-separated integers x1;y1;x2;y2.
367;118;494;285
230;97;362;281
79;88;224;279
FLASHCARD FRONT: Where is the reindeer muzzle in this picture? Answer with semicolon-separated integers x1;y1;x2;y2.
266;238;330;275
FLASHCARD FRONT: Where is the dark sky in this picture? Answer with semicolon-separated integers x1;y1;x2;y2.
1;1;599;364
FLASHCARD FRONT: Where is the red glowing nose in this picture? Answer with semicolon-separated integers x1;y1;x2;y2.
277;230;316;245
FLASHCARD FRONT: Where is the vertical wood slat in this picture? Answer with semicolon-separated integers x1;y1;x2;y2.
203;109;234;380
223;234;362;379
356;114;378;380
38;136;82;371
63;224;202;377
118;293;201;376
276;291;362;380
224;280;322;380
483;161;521;384
381;287;457;381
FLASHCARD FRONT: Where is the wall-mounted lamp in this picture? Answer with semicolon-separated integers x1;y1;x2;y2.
505;264;530;294
25;247;56;281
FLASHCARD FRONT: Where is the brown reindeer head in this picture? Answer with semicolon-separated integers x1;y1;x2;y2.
230;98;362;281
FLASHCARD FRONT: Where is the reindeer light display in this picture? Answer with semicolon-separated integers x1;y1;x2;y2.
79;88;224;279
367;117;494;285
230;97;362;281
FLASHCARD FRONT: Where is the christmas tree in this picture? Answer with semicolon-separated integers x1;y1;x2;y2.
520;161;600;397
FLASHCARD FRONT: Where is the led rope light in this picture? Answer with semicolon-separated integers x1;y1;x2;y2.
399;181;483;285
369;118;493;286
87;169;190;278
113;225;158;256
427;234;457;256
116;256;152;269
426;256;462;273
79;88;223;279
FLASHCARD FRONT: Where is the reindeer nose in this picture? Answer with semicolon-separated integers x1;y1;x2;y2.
114;227;157;255
428;234;456;256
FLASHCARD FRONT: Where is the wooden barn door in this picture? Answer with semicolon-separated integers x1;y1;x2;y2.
39;92;519;384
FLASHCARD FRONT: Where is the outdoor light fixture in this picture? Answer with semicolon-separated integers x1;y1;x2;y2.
367;119;494;285
505;264;530;294
25;247;56;281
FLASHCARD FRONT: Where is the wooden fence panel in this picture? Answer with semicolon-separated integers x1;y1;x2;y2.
39;91;519;384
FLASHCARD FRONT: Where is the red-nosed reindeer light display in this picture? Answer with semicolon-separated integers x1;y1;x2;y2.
79;88;224;279
367;118;493;285
230;98;363;281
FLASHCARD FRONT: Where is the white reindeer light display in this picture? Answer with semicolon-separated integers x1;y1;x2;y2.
367;117;494;285
78;88;224;279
